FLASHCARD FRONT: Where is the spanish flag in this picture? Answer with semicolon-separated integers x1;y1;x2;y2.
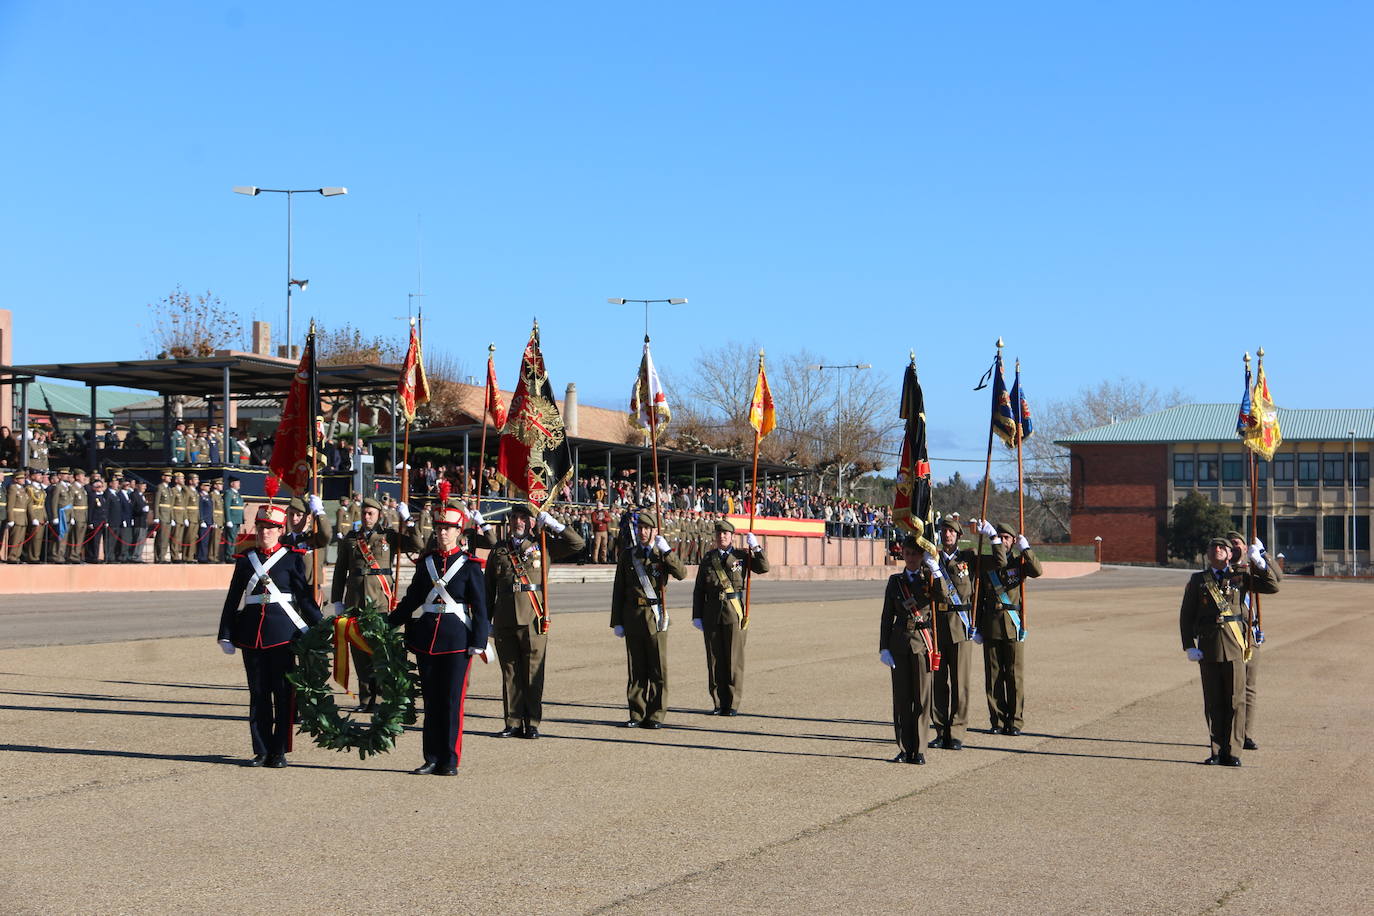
397;319;429;422
749;351;775;439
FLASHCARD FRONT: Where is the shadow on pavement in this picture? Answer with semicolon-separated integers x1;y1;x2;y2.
0;743;379;772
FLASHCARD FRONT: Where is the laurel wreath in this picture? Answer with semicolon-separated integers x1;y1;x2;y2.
287;606;419;760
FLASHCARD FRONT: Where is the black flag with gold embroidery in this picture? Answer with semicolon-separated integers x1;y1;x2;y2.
892;355;936;554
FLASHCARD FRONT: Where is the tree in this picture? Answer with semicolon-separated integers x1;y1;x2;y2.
1024;377;1186;538
146;286;244;358
1167;491;1232;562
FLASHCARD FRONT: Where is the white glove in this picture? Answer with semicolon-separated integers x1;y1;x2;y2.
31;518;40;526
183;518;191;527
332;602;345;616
538;511;566;533
613;625;625;638
653;535;671;554
923;555;940;575
978;519;996;537
397;502;411;521
200;522;208;528
470;510;486;528
879;648;896;669
308;494;324;515
218;639;236;656
971;628;984;645
467;646;484;657
745;532;759;551
1016;535;1030;551
1248;542;1267;569
692;618;704;631
143;505;150;513
1185;648;1204;662
1252;537;1266;554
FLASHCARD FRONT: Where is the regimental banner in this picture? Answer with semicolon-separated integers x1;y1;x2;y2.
269;332;316;495
629;339;671;440
496;321;566;507
1242;359;1282;460
398;321;430;422
892;356;936;554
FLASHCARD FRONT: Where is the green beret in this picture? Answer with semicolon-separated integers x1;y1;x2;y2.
1208;537;1232;550
288;497;308;512
938;516;962;533
713;519;736;534
635;509;659;529
994;522;1016;537
362;497;384;512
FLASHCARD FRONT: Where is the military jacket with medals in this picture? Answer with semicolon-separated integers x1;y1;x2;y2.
975;542;1044;641
933;546;984;643
330;522;424;610
389;545;491;655
154;483;175;524
692;545;769;626
69;483;88;522
610;542;686;629
485;525;585;628
5;479;31;524
218;544;322;649
1179;562;1279;663
879;567;938;656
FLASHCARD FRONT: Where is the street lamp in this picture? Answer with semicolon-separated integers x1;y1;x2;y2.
809;362;872;499
607;297;688;339
1350;429;1357;575
234;185;347;356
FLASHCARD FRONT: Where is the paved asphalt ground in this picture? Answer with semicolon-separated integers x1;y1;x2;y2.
1;567;1370;915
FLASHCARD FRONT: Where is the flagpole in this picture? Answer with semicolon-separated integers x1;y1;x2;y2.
476;343;494;499
392;318;419;611
1015;358;1028;630
743;349;765;631
308;321;321;605
970;339;1003;622
1251;348;1264;635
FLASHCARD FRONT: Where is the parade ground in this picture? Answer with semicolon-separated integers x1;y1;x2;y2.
1;567;1369;915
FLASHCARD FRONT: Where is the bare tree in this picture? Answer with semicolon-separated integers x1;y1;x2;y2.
415;348;470;428
146;286;244;358
314;323;405;441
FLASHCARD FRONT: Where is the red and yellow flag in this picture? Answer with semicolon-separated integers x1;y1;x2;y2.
497;321;567;506
749;352;776;439
1242;354;1282;460
268;330;316;495
398;320;430;422
485;348;508;429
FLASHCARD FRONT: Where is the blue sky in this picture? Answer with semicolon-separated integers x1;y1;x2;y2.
1;2;1370;476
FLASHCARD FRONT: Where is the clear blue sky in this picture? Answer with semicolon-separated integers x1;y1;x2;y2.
2;1;1370;477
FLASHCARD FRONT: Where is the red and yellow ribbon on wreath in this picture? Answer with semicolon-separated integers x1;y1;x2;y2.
332;615;373;693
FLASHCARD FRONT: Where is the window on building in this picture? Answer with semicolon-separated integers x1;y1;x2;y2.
1355;454;1369;486
1324;516;1345;551
1359;517;1371;551
1222;454;1245;485
1323;455;1346;486
1173;454;1194;485
1254;457;1268;487
1197;454;1219;486
1271;454;1294;484
1298;455;1320;486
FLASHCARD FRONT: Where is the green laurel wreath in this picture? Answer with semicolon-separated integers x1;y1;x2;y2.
288;606;419;760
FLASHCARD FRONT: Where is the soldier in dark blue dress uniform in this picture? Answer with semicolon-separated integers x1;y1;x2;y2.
218;503;322;768
388;505;491;776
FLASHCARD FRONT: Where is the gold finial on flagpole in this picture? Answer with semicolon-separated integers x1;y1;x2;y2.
996;337;1004;349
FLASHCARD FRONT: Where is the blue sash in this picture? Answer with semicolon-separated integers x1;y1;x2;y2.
939;555;973;636
985;569;1027;642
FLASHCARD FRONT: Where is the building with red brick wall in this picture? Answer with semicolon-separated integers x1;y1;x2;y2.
1058;404;1373;575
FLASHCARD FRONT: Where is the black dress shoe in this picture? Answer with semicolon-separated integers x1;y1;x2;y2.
1203;755;1220;765
707;708;722;716
244;754;266;768
1243;738;1258;751
641;721;663;729
1221;755;1242;767
928;737;944;749
909;753;926;765
497;726;522;738
433;766;457;776
725;709;739;717
891;752;908;763
947;738;964;750
523;727;540;739
264;754;287;768
625;720;640;728
1004;727;1022;736
411;761;437;775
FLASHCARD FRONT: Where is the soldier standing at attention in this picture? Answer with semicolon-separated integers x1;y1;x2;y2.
485;504;585;739
65;469;89;563
223;476;244;561
170;472;191;562
170;421;188;465
217;503;322;768
5;469;32;563
388;504;491;775
210;478;227;563
610;508;686;729
51;469;76;563
1180;536;1278;766
154;469;175;562
330;496;423;711
195;479;215;563
26;471;50;564
1227;530;1278;752
691;518;767;716
929;517;978;750
972;520;1040;736
879;534;941;765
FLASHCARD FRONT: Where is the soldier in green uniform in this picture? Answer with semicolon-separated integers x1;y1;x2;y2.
285;494;333;589
26;472;49;564
210;478;227;562
929;517;979;750
51;469;77;563
879;534;940;765
691;518;768;716
170;421;188;465
485;505;585;738
65;470;89;563
610;508;686;728
178;473;200;562
1226;529;1279;751
971;520;1041;736
222;476;244;561
330;496;423;710
5;470;33;563
1180;536;1279;766
153;469;176;562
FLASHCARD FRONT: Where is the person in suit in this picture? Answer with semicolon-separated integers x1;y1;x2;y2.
85;477;112;563
879;534;940;765
691;518;768;716
129;479;149;562
1180;536;1279;766
196;480;215;563
610;508;686;729
217;503;323;768
109;476;132;562
388;504;491;775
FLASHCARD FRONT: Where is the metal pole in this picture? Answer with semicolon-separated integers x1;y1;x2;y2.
1350;431;1356;575
463;431;470;495
19;381;29;466
606;449;612;500
635;452;642;503
573;444;581;501
222;366;231;490
390;392;398;477
88;385;97;472
351;388;361;495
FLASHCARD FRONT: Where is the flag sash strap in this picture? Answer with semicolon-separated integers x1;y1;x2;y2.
937;555;973;634
245;549;307;632
707;551;745;623
1201;575;1253;661
984;569;1026;641
629;550;665;629
332;616;372;691
896;576;940;669
422;555;471;626
356;537;394;605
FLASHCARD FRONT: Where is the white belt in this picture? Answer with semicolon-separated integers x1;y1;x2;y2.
422;601;469;616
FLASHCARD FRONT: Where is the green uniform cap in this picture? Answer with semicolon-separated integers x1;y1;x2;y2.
713;519;736;534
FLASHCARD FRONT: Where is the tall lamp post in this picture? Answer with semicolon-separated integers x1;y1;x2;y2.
607;297;688;339
233;185;347;356
1350;429;1358;576
809;362;871;500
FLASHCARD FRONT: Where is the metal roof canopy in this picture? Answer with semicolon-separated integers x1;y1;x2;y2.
9;354;401;398
1056;403;1374;446
371;423;807;481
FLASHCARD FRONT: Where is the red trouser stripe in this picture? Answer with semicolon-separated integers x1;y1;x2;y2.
453;663;472;765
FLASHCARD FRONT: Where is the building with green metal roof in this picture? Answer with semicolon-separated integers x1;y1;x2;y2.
1057;404;1371;575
